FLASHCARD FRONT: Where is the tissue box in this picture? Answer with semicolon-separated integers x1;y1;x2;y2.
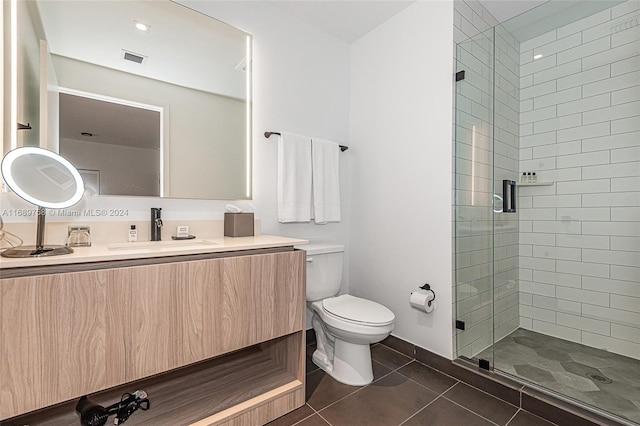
224;212;254;237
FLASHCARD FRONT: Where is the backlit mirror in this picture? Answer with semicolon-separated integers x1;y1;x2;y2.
7;0;252;200
1;147;84;257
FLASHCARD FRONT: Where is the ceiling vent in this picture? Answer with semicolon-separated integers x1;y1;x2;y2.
121;50;147;65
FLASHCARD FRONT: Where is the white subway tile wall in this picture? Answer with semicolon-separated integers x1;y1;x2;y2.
518;0;640;360
454;0;520;359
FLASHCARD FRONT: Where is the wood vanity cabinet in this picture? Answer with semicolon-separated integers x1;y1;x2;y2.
0;248;306;425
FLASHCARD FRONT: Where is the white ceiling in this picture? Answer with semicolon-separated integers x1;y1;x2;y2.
270;1;415;43
269;0;551;44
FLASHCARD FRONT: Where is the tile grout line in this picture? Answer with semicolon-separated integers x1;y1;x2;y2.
388;358;415;372
388;346;466;384
395;373;470;426
440;393;502;426
450;378;520;410
397;389;501;426
289;407;318;426
310;378;368;413
398;352;520;410
519;386;522;409
373;345;416;369
312;363;401;414
379;343;470;384
396;396;441;426
395;366;462;398
286;395;332;425
504;408;521;426
314;409;333;426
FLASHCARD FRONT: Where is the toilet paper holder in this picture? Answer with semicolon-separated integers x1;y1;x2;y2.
418;283;436;307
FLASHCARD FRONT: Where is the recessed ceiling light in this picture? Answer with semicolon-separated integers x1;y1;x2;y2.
134;21;149;32
533;54;543;60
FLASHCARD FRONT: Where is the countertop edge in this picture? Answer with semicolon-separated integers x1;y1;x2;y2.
0;235;309;270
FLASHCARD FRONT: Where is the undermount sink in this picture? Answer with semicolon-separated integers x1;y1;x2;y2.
107;239;218;251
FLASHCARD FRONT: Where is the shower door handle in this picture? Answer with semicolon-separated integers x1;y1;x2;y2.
503;180;516;213
493;194;503;213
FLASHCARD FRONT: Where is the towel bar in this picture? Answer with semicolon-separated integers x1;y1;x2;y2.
264;131;348;151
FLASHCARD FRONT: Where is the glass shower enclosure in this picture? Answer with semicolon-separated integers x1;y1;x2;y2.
453;1;640;424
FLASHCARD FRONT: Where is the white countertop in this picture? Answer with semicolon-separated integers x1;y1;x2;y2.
0;234;308;269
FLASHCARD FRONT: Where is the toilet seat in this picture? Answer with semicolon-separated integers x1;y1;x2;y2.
322;295;395;326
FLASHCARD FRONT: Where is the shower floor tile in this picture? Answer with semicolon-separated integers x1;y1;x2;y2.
478;328;640;424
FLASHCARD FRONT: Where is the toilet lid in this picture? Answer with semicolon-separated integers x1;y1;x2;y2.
322;295;395;325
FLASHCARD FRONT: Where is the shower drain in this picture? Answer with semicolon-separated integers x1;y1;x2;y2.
587;373;612;384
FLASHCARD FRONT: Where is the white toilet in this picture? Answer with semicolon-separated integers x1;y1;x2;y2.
299;243;395;386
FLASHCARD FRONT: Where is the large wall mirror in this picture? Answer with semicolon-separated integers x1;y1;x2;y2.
4;0;252;200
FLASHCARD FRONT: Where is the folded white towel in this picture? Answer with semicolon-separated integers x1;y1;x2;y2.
278;132;312;223
312;138;341;224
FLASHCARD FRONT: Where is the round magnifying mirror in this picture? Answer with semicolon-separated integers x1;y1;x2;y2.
1;147;84;257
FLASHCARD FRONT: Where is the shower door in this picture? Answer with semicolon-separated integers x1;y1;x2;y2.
453;26;497;367
454;23;521;365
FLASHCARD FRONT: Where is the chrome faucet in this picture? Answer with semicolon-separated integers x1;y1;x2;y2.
151;208;163;241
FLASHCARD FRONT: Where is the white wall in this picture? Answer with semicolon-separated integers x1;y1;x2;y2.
349;1;454;359
517;0;640;360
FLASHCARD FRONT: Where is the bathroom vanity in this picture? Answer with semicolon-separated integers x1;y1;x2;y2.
0;236;306;425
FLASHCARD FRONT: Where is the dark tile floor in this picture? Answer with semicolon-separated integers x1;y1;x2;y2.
478;328;640;425
269;341;556;426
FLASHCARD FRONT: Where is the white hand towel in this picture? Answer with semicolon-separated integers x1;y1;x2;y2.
312;138;341;224
278;132;312;223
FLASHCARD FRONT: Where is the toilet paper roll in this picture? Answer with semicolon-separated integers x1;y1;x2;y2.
410;291;435;313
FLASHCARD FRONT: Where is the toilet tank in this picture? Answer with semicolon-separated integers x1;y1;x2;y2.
297;244;344;302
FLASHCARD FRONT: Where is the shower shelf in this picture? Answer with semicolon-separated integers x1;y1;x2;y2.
517;181;554;186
